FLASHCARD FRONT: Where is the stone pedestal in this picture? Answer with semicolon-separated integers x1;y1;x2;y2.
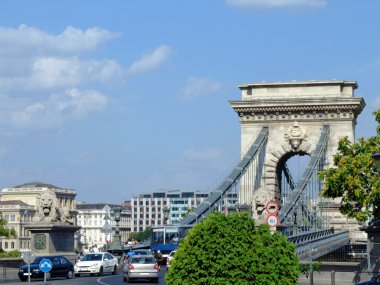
360;224;380;274
25;223;80;257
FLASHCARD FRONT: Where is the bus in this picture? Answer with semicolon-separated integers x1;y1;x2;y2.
150;225;192;260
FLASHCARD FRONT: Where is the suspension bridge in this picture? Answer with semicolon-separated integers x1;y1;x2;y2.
180;80;366;261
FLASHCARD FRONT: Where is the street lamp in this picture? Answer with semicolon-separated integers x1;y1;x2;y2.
110;207;122;250
163;206;170;225
372;152;380;173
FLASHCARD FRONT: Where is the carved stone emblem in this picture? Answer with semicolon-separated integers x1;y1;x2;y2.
34;233;46;250
284;122;308;150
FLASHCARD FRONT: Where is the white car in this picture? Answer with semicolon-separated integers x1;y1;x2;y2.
166;250;176;270
74;252;118;276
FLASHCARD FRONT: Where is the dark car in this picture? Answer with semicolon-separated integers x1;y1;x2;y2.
356;275;380;285
18;255;74;281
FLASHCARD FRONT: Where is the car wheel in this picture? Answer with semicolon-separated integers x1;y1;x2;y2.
112;265;117;275
19;276;27;282
75;273;80;277
66;270;74;279
98;266;103;276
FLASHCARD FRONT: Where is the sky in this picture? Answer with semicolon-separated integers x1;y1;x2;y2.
0;0;379;203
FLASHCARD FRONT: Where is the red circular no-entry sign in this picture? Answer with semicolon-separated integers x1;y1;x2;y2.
265;200;279;215
266;214;279;227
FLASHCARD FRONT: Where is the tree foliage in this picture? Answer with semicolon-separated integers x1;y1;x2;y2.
129;227;151;242
0;215;16;239
319;110;380;222
166;212;300;285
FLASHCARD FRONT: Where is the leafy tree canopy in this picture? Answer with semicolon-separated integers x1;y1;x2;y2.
0;215;16;239
129;227;151;242
319;110;380;222
166;212;300;285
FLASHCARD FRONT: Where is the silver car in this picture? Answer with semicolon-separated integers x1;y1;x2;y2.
123;255;159;283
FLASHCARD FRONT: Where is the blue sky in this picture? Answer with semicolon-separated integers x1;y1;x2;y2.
0;0;379;203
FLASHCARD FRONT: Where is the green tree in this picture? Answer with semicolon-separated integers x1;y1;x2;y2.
129;227;152;242
166;212;300;285
0;215;16;239
319;110;380;222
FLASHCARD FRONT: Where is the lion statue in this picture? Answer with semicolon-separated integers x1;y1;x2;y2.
36;190;74;224
36;190;59;223
251;187;271;224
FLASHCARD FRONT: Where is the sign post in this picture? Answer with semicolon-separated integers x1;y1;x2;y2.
21;250;35;283
265;200;279;233
39;258;53;285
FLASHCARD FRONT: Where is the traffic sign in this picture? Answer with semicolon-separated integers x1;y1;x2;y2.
21;251;35;264
266;214;279;227
39;258;53;273
265;200;279;215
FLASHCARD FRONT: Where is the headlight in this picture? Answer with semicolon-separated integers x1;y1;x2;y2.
74;265;78;270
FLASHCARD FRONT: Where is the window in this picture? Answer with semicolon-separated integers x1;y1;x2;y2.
146;201;149;206
145;214;149;218
11;242;14;249
10;215;15;222
4;242;8;249
60;257;68;264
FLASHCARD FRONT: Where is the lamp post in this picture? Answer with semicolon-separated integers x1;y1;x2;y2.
163;206;170;225
110;207;122;250
372;152;380;173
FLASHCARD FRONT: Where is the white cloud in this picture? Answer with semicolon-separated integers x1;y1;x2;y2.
179;77;221;101
0;25;119;55
9;88;107;129
128;45;172;74
226;0;327;9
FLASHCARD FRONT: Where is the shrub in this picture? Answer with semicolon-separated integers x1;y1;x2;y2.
166;212;300;285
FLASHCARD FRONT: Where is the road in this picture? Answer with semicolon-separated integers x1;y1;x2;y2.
7;267;168;285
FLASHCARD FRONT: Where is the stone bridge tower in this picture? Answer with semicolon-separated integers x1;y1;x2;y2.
230;80;365;237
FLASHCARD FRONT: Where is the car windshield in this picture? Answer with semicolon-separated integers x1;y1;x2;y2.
81;254;103;261
134;250;151;255
32;257;52;264
131;257;156;264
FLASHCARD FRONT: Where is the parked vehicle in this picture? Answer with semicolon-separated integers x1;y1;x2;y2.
18;255;74;281
356;275;380;285
166;250;176;270
123;255;159;283
74;252;118;277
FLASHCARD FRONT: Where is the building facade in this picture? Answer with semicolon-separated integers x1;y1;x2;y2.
76;203;131;250
0;182;77;252
130;190;237;232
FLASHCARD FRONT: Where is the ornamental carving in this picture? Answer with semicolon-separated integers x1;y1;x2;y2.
36;190;74;225
284;122;308;150
34;233;46;250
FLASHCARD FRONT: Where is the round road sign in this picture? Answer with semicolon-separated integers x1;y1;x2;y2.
39;258;53;273
265;200;279;215
266;214;279;227
21;251;35;264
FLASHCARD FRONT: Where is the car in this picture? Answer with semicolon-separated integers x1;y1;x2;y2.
123;254;159;283
18;255;74;281
166;250;176;270
121;249;154;266
356;275;380;285
74;252;118;277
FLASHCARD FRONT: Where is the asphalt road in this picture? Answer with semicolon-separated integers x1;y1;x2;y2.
4;267;168;285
